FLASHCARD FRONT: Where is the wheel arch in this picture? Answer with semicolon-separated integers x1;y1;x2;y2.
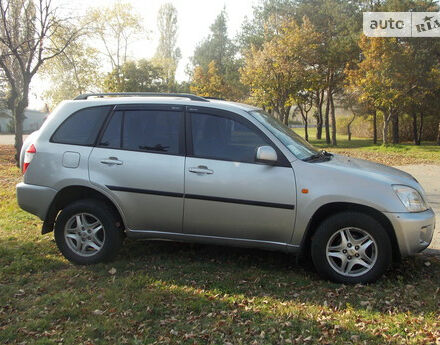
300;202;400;262
42;185;126;234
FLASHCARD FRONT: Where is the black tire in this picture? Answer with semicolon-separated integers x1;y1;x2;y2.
54;199;124;265
311;212;392;284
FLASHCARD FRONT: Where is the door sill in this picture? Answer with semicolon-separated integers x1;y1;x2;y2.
126;229;299;253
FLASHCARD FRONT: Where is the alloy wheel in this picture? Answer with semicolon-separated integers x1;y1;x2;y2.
326;227;378;277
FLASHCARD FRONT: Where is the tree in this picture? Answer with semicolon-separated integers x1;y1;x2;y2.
190;61;229;98
153;3;181;92
238;0;297;50
346;36;413;145
402;38;440;145
87;2;144;88
339;89;369;141
296;91;314;141
239;0;363;144
103;59;166;93
295;0;363;146
190;9;246;100
41;29;102;108
0;0;79;164
241;17;322;125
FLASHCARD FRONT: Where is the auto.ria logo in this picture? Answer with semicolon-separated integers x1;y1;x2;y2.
363;12;440;37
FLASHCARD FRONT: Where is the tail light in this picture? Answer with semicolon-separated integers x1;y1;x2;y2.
22;144;36;174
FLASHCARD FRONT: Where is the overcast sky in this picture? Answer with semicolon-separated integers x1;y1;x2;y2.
29;0;259;109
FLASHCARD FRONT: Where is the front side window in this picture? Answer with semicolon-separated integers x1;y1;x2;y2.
249;110;318;160
191;113;268;163
99;109;183;155
52;106;111;145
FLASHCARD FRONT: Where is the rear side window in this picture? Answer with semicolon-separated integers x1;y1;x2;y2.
99;109;183;155
99;111;122;149
52;106;111;145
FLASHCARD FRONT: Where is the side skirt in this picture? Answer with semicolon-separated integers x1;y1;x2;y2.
126;229;300;254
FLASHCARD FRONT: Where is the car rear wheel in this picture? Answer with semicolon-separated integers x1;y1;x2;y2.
54;199;124;265
311;212;392;284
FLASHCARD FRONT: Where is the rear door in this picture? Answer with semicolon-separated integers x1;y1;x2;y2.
89;104;185;232
183;107;296;244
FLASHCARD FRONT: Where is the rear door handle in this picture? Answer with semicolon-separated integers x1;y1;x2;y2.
188;165;214;174
100;157;123;165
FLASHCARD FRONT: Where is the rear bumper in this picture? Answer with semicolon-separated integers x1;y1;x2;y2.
16;182;56;220
384;209;435;257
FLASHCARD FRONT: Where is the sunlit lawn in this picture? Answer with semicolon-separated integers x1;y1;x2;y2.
293;128;440;165
0;145;440;344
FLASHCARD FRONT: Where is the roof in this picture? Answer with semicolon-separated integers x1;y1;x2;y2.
68;93;260;113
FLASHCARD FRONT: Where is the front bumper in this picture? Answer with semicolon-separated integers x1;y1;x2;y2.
16;182;57;220
384;209;436;257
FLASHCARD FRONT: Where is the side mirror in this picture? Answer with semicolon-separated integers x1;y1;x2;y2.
256;146;277;164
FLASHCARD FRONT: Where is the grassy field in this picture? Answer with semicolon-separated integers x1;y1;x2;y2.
1;145;440;344
293;128;440;166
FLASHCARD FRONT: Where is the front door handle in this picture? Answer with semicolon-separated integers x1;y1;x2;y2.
100;157;123;165
188;165;214;174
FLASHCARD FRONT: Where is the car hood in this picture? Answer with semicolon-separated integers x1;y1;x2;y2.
319;154;423;191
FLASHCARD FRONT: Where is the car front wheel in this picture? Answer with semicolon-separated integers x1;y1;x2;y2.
311;212;392;284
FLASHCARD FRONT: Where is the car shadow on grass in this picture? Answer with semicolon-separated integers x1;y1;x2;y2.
111;239;440;315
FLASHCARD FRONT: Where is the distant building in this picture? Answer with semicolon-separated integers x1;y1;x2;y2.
0;109;47;133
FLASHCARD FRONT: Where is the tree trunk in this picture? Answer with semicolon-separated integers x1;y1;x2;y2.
278;107;289;126
383;110;392;146
298;103;309;142
274;107;283;123
330;91;337;146
347;114;355;141
417;112;423;145
283;107;289;126
315;89;324;140
412;112;418;145
13;105;25;166
7;90;27;167
383;119;389;146
372;110;377;144
324;88;331;144
437;121;440;145
304;121;309;142
392;112;399;144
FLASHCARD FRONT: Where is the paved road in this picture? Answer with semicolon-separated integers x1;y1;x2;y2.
395;165;440;252
0;134;28;145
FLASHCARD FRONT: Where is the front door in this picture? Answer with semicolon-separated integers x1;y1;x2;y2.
183;108;296;244
89;105;185;232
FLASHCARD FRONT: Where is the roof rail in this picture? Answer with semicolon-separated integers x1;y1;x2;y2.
74;92;209;102
203;96;225;100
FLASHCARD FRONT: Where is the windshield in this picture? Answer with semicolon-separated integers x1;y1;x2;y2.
249;110;319;160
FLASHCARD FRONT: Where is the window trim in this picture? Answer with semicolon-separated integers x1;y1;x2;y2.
186;106;290;167
96;105;185;157
50;105;114;146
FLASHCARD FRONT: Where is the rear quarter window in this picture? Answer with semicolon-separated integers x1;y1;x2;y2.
51;106;112;145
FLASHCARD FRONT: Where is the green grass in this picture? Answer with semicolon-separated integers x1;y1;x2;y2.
293;128;440;165
1;145;440;344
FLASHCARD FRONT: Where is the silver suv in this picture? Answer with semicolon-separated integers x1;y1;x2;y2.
17;93;435;284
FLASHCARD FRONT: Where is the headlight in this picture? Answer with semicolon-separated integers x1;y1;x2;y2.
392;185;428;212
